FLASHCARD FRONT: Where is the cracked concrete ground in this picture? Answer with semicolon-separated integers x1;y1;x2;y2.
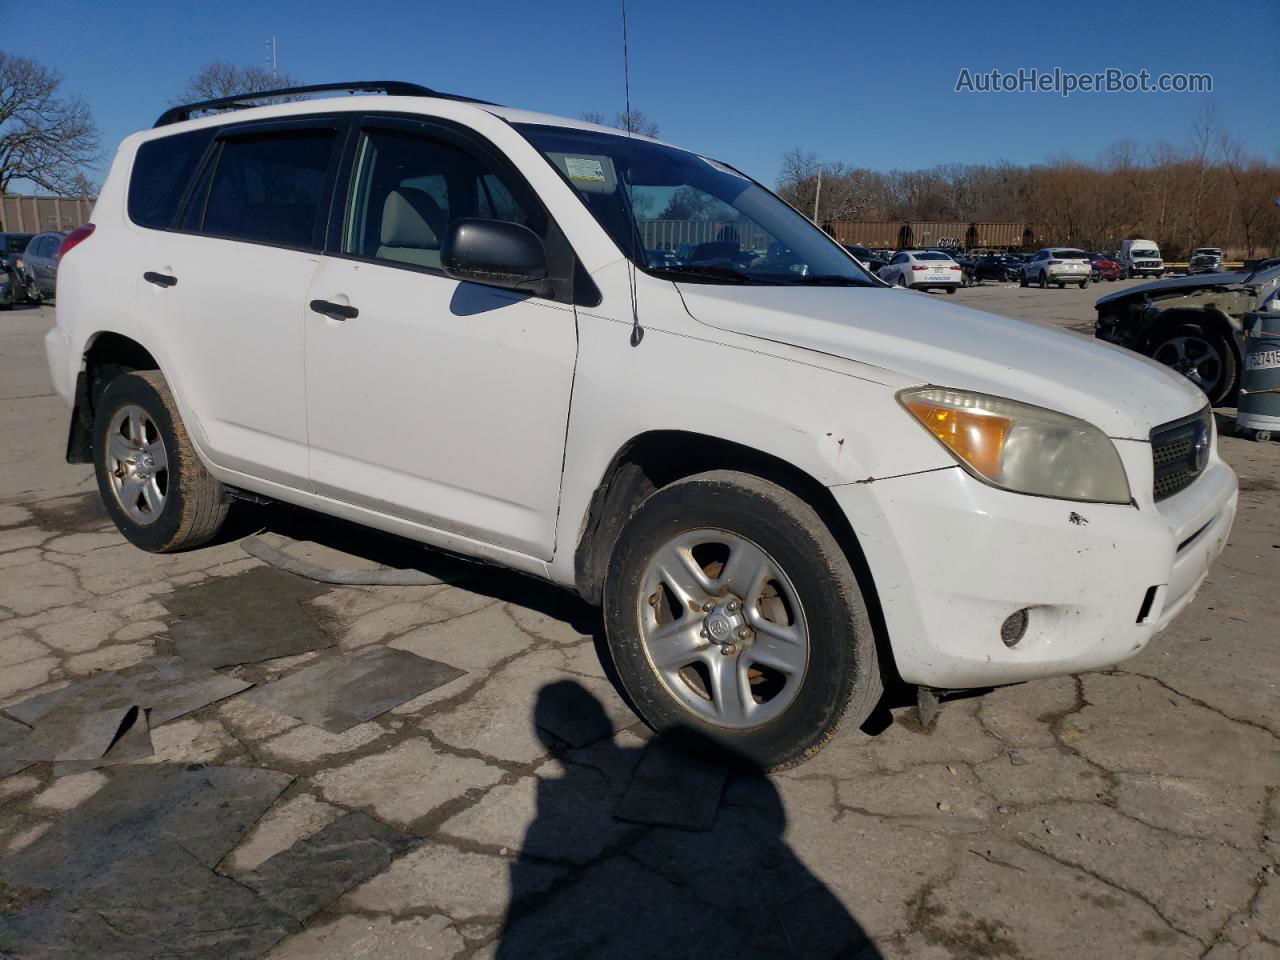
1;288;1278;959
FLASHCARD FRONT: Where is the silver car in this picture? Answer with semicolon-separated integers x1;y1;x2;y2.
1020;247;1091;289
20;231;65;301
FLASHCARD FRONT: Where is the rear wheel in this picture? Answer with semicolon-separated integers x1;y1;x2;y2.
603;471;882;771
896;273;908;288
93;370;229;552
1039;271;1049;289
1148;324;1238;406
1081;278;1090;289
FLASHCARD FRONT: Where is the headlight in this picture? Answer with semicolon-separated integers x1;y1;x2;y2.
899;387;1131;504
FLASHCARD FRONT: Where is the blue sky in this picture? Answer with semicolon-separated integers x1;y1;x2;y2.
12;0;1278;188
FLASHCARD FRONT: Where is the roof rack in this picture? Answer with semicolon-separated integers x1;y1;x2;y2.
154;80;493;128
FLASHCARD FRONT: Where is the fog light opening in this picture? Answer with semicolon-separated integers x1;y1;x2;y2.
1000;608;1030;648
1136;585;1160;624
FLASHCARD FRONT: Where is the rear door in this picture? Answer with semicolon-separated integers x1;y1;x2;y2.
302;115;578;558
137;118;346;489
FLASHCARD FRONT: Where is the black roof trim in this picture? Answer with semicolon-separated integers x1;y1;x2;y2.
154;81;494;128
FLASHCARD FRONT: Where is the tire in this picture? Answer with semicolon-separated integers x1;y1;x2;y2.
1146;323;1238;407
1081;278;1090;289
896;273;908;288
93;370;229;552
1019;274;1028;287
1038;271;1048;289
603;470;882;771
945;286;956;295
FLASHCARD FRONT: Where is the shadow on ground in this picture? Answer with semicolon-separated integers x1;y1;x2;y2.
494;680;885;960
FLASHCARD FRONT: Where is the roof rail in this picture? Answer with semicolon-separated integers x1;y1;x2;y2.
154;80;493;128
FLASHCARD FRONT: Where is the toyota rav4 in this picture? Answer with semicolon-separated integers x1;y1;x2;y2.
45;82;1238;769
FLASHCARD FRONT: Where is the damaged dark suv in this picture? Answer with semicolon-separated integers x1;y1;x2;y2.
1095;262;1280;405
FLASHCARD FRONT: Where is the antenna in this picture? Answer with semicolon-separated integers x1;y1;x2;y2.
621;0;643;347
266;36;278;79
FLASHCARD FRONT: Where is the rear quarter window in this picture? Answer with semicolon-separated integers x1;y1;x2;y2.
128;129;216;229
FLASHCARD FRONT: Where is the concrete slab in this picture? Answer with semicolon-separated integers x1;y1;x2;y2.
5;655;251;729
240;811;419;922
247;647;464;733
614;736;728;831
314;739;503;828
165;565;334;668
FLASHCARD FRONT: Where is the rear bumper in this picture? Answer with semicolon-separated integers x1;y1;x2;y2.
45;324;74;404
832;460;1236;688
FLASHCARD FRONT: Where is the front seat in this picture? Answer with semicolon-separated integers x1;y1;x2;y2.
377;187;448;268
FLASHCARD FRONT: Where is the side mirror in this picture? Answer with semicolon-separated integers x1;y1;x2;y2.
441;218;549;294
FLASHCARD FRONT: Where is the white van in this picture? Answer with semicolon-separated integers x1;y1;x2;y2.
1120;239;1164;279
45;82;1237;769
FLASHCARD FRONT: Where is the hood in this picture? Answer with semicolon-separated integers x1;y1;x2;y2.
677;284;1205;439
1095;271;1249;308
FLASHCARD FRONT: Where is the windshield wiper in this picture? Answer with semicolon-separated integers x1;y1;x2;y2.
792;274;874;287
649;265;777;285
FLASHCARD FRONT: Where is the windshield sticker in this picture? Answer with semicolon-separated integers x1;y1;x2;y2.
565;157;607;182
700;156;747;179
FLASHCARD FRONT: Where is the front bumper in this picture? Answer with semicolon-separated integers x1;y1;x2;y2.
831;458;1236;688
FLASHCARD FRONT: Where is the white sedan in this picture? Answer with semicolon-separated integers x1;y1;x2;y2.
878;250;962;293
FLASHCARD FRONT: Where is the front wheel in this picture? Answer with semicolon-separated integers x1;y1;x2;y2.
93;370;230;552
603;471;882;771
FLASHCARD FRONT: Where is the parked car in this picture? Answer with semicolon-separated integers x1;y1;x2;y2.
973;255;1023;283
19;231;66;301
1187;247;1224;275
47;80;1237;770
877;250;962;293
1118;239;1164;279
1095;260;1280;405
1086;252;1121;282
0;232;35;304
841;244;885;274
1019;248;1092;289
948;253;977;287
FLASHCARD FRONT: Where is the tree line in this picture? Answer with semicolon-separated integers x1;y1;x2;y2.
777;108;1280;259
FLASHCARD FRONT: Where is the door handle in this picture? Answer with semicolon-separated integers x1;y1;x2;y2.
143;271;178;288
309;299;359;321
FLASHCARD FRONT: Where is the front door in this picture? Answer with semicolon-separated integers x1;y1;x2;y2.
303;119;578;559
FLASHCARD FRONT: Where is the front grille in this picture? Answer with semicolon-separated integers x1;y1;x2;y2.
1150;409;1212;502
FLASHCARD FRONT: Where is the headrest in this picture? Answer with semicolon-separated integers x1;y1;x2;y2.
381;187;446;249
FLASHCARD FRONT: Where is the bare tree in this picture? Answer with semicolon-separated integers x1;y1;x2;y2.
580;109;659;137
173;61;299;108
0;52;101;196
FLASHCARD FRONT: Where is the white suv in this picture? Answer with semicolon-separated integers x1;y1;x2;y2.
46;82;1238;769
1020;248;1092;289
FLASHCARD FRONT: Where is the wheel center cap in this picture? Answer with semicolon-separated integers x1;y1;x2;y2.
704;599;746;643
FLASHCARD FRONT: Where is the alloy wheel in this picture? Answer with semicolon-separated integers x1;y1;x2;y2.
637;529;809;730
105;403;169;525
1152;335;1224;394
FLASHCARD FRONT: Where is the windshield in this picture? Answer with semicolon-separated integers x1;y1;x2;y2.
1;235;32;255
1133;248;1159;258
916;252;953;261
515;124;876;286
1056;250;1088;259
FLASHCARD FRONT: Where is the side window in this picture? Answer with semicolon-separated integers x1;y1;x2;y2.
344;128;541;271
128;129;216;229
201;129;337;249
